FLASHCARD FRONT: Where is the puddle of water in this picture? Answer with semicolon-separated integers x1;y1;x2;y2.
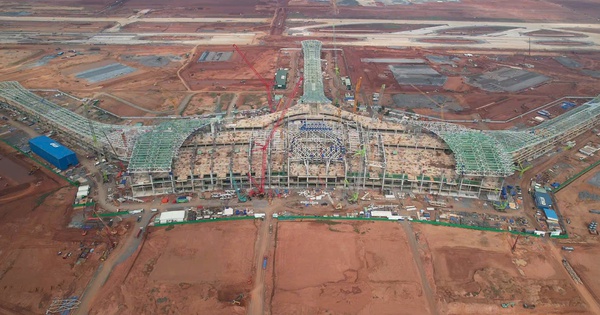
0;154;34;185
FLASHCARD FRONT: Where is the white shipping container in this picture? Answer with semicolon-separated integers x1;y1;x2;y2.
223;208;234;216
370;210;392;217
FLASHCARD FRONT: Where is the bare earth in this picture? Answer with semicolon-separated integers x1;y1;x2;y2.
272;221;431;315
0;142;101;314
413;224;591;315
90;221;258;314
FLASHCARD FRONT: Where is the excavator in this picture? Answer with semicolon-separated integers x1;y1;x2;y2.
28;166;40;175
326;193;343;210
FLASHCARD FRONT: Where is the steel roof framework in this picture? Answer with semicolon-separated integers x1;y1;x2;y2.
410;121;514;177
0;81;147;158
128;119;214;173
299;40;331;104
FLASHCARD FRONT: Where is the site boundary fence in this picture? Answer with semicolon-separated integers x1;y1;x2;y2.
277;216;567;238
73;201;95;207
0;138;78;186
553;158;600;193
93;210;130;217
153;215;255;227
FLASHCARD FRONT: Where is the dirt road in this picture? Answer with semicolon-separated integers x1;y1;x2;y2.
74;209;154;315
401;221;438;315
546;239;600;314
247;206;274;315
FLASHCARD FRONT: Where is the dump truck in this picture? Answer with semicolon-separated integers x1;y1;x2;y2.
262;256;268;270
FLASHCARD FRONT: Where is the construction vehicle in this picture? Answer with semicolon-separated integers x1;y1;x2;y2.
248;77;304;196
522;303;536;309
233;44;277;112
229;158;247;202
348;192;359;203
326;193;343;210
28;166;40;175
231;294;244;305
116;161;126;179
353;76;362;113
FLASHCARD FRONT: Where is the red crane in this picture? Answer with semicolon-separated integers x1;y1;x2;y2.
249;76;304;196
232;44;276;112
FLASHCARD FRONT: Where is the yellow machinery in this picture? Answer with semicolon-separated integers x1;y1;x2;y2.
353;77;363;113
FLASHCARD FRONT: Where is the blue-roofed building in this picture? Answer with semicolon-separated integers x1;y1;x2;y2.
543;208;558;222
534;191;553;209
28;136;79;170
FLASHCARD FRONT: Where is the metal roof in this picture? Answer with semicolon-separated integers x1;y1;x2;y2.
299;40;331;104
275;69;288;86
29;136;75;159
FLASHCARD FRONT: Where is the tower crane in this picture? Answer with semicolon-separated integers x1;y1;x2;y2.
249;77;304;196
232;44;276;112
353;76;363;113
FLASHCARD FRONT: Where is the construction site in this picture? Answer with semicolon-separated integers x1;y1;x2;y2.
2;0;600;314
1;40;600;203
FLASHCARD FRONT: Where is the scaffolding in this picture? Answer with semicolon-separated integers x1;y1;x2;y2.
128;119;216;173
5;41;600;198
0;81;147;159
487;96;600;163
288;120;346;175
405;120;514;177
299;40;331;104
46;297;80;314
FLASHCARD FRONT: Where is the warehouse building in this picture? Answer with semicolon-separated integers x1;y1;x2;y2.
28;136;79;170
274;69;288;89
534;190;553;209
158;210;186;224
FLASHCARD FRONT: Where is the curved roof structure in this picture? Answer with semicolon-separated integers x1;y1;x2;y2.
128;118;215;173
2;37;600;179
0;81;148;158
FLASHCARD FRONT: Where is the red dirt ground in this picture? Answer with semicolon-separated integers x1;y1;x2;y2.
0;142;102;314
569;244;600;306
5;0;600;23
180;46;281;92
414;224;591;315
272;221;431;315
417;38;481;44
119;0;276;18
0;21;113;33
555;166;600;241
90;221;258;315
122;21;270;33
314;23;440;34
524;29;588;38
288;0;600;22
436;26;516;36
536;40;592;46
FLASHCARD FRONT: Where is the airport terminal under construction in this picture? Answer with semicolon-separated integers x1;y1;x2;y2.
1;40;600;199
